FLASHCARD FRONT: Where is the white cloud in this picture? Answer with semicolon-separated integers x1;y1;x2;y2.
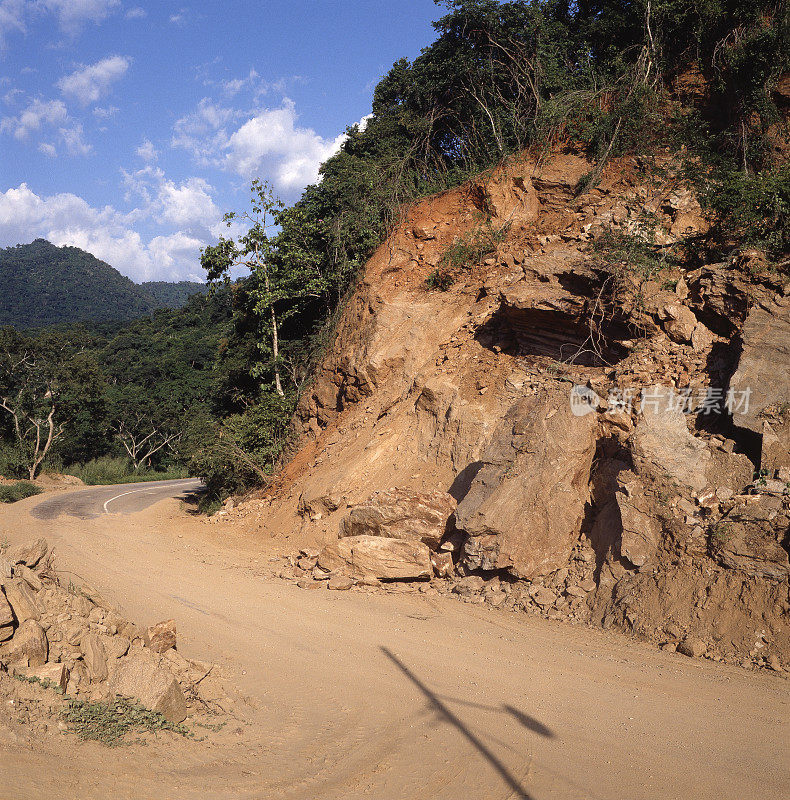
59;121;91;155
136;137;157;162
92;104;118;118
124;6;145;19
224;99;347;190
1;98;67;139
41;0;121;35
171;98;237;165
38;142;56;157
0;183;207;281
57;55;130;105
0;0;26;47
121;166;220;230
173;96;356;195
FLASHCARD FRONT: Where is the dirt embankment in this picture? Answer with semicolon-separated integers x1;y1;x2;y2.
218;150;789;671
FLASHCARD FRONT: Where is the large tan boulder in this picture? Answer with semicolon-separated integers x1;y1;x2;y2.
0;619;48;667
7;539;49;569
319;536;432;580
712;501;790;581
339;488;455;548
631;386;710;493
455;390;598;579
615;473;661;569
110;650;188;723
2;579;42;624
729;297;790;436
0;589;14;628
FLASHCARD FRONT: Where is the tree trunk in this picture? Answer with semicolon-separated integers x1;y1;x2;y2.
262;266;284;397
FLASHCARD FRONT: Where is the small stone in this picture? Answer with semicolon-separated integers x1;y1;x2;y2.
564;584;587;598
144;619;177;654
15;564;42;592
23;662;69;692
530;587;557;608
71;595;93;617
767;654;782;672
81;632;109;682
677;637;707;658
328;576;353;591
430;550;454;578
297;579;321;590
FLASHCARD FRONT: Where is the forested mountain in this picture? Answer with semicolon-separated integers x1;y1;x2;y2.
0;239;206;328
140;280;208;308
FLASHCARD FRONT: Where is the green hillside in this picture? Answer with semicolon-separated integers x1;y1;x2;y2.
0;239;205;328
140;280;208;308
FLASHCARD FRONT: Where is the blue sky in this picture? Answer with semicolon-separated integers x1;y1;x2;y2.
0;1;441;281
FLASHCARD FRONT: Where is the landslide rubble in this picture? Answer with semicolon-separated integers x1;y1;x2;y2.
0;538;232;742
225;151;789;672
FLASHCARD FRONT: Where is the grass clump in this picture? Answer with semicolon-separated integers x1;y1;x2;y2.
61;696;191;746
66;456;188;486
426;221;510;291
0;481;43;503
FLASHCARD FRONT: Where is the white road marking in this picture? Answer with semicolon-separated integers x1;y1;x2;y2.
102;480;196;514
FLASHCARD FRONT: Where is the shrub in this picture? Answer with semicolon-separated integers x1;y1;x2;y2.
702;164;790;260
0;481;42;503
61;696;191;746
66;456;188;486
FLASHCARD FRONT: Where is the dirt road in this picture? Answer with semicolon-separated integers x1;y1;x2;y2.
1;489;788;800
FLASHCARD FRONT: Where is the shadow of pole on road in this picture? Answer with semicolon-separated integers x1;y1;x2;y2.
381;646;543;800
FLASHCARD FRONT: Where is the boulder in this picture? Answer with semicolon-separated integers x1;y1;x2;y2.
81;632;109;682
319;536;432;581
0;589;14;628
145;619;177;654
616;472;661;569
7;539;49;569
1;619;48;667
631;386;710;493
711;502;790;581
455;391;598;579
327;575;353;591
660;302;698;344
15;564;42;592
339;488;455;548
2;579;42;624
729;297;790;438
20;662;69;692
110;650;188;723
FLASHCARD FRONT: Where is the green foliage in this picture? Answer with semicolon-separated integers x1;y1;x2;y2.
188;394;295;507
702;164;790;259
66;456;187;486
0;480;42;503
139;281;208;308
61;696;191;746
427;220;509;290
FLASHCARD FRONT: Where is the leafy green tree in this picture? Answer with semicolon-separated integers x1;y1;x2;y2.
202;180;332;396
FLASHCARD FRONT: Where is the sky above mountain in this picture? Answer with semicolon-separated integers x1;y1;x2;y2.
0;0;439;281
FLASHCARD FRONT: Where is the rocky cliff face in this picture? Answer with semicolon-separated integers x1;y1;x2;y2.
234;152;789;671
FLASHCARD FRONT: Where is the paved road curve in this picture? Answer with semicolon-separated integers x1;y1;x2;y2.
29;478;203;520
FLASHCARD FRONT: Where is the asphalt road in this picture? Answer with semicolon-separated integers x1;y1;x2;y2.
29;478;203;520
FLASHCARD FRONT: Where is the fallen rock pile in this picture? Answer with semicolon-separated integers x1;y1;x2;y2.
0;539;218;723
